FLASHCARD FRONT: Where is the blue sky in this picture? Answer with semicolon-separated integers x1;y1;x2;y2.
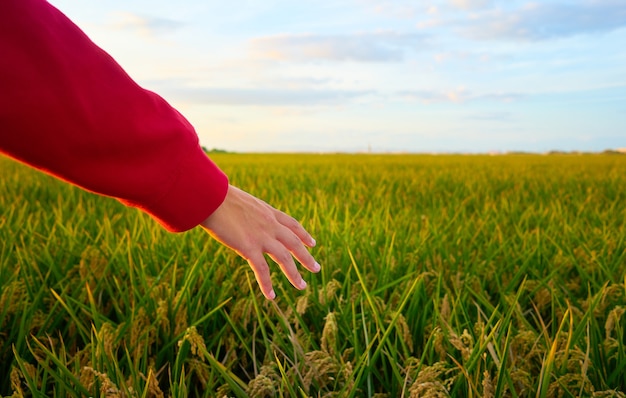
51;0;626;153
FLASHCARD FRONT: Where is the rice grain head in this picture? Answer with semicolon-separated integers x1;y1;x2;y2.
391;312;414;352
96;322;117;359
11;363;35;397
592;390;626;398
173;291;189;336
179;326;207;358
189;359;211;389
319;279;342;305
156;299;170;334
296;294;309;315
448;329;473;362
548;373;592;398
321;312;338;355
605;306;625;340
145;368;164;398
440;294;450;321
432;328;447;362
246;374;276;398
302;350;340;391
130;307;149;360
408;362;452;398
81;367;122;398
0;280;26;322
78;246;107;291
482;370;494;398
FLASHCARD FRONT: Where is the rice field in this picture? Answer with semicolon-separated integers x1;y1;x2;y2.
1;152;625;397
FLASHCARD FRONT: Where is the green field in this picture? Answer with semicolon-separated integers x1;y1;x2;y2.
1;153;625;397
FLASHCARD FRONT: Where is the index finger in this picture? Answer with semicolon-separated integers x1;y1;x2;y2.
275;211;316;248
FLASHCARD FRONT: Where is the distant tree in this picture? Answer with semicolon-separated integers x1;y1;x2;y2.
602;149;624;155
202;147;231;154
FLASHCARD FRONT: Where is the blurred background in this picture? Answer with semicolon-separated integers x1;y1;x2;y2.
51;0;626;153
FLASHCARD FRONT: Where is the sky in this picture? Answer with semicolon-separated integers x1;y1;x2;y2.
51;0;626;153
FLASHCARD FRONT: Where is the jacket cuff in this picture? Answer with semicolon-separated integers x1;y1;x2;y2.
122;147;229;232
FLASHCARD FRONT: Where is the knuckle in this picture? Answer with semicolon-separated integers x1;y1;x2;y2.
239;245;258;261
278;212;298;228
255;260;270;274
287;217;303;232
279;229;303;247
274;251;293;266
283;233;301;249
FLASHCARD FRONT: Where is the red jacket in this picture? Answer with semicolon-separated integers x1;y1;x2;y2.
0;0;229;232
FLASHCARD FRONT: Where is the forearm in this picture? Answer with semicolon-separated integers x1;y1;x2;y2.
0;0;228;231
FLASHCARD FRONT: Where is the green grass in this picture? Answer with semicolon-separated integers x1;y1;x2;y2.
1;153;625;397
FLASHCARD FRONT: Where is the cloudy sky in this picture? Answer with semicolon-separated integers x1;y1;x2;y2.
51;0;625;153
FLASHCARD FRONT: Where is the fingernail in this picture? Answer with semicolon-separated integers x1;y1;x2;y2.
299;279;307;289
312;262;321;272
269;289;276;300
310;237;316;247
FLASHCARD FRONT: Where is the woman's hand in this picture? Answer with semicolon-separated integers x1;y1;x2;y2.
200;184;320;300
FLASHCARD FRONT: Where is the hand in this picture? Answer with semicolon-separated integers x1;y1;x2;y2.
200;184;320;300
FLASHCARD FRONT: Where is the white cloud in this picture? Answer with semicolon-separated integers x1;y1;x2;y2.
110;12;184;38
398;88;525;103
146;80;373;106
450;0;492;11
357;0;432;19
464;111;514;121
249;31;427;62
460;1;626;41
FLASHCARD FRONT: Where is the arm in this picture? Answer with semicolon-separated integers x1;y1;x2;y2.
0;0;319;299
0;0;227;231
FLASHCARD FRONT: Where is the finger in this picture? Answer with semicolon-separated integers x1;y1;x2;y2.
266;242;307;290
275;211;316;247
247;254;276;300
278;229;320;273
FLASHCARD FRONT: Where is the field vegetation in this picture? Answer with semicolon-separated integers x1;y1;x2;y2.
1;153;625;397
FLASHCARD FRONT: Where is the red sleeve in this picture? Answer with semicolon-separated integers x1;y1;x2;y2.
0;0;229;232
